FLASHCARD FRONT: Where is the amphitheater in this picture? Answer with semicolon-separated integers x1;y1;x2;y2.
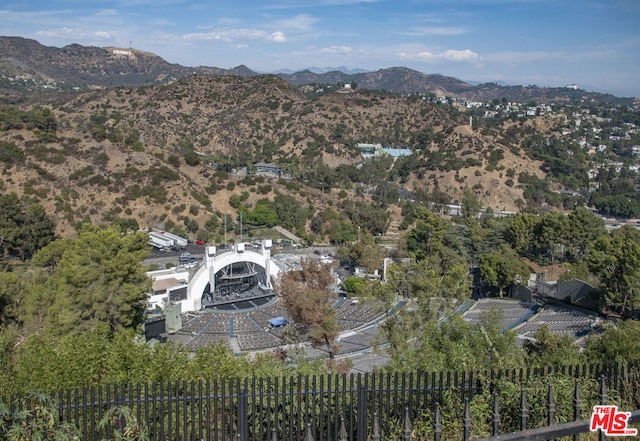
149;241;395;359
151;243;601;364
461;297;600;346
169;295;392;357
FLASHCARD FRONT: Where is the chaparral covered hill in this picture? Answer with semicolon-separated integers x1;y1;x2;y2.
0;74;545;239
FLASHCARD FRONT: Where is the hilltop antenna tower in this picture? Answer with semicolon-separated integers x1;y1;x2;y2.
129;36;133;50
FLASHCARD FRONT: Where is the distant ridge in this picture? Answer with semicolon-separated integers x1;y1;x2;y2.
0;36;633;105
273;66;371;75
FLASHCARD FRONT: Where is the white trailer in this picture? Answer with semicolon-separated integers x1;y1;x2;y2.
149;231;174;249
156;231;188;248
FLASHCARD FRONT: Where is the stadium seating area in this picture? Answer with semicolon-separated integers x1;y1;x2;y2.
176;294;598;358
462;298;537;330
514;304;595;339
175;297;388;354
462;298;597;347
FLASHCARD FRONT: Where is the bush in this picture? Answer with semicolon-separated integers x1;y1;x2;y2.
0;141;25;163
167;154;181;168
229;194;241;209
184;150;200;166
0;392;81;440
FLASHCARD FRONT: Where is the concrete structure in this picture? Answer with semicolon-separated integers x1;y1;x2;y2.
147;239;280;313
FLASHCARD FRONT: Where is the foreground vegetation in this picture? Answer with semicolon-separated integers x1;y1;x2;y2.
1;191;639;399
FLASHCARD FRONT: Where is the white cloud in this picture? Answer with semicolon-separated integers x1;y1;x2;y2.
269;31;287;43
398;48;481;63
274;14;317;31
320;46;353;54
35;27;121;43
183;29;287;44
440;49;481;61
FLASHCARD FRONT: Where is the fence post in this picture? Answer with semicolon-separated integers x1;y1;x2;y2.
305;422;314;441
339;415;348;441
371;412;381;441
573;380;582;441
520;388;529;432
357;384;367;441
238;389;248;441
403;406;412;441
599;375;608;441
548;383;556;426
599;375;607;404
463;397;472;441
492;393;501;436
434;403;442;441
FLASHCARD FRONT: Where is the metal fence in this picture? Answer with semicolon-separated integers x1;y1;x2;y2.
2;361;638;441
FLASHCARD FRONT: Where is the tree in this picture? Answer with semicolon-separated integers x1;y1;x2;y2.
584;320;640;363
241;202;278;227
565;206;605;262
524;324;582;366
588;229;640;315
326;219;356;244
276;259;338;357
507;214;540;257
478;245;530;297
387;311;524;373
381;255;471;360
461;188;481;219
274;194;309;231
533;211;569;264
184;150;200;166
337;230;385;273
30;225;151;335
403;206;446;260
0;272;21;324
0;193;56;259
342;277;367;297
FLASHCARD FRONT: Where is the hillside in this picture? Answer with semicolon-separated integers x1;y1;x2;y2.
0;74;549;240
0;36;633;106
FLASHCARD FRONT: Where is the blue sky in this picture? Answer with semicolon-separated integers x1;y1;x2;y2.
2;0;639;97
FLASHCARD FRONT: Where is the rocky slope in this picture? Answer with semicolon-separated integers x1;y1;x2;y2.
0;74;546;239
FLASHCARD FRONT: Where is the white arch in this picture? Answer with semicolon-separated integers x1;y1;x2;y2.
182;241;280;312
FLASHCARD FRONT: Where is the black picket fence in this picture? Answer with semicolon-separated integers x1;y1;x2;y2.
1;361;638;441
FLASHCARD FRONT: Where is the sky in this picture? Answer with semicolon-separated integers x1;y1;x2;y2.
1;1;639;98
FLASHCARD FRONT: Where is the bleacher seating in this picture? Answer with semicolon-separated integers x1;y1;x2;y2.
514;304;595;339
462;298;537;330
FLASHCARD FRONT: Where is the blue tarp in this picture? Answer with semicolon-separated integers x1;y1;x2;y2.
268;317;289;327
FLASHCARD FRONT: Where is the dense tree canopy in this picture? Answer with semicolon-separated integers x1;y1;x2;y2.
403;206;446;260
337;230;385;273
478;245;530;297
29;225;151;334
589;227;640;314
0;193;56;259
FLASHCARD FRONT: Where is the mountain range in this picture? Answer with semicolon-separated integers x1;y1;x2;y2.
0;36;633;105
